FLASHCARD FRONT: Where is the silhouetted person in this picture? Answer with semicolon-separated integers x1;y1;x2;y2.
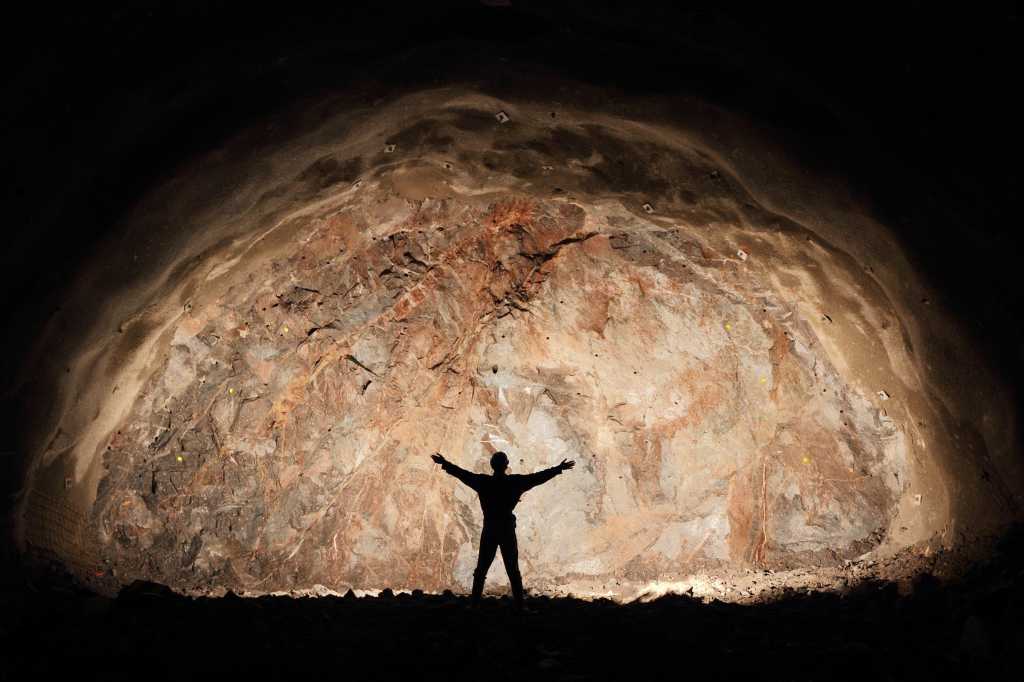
431;450;574;608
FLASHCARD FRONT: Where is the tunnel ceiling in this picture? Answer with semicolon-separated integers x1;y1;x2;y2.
4;5;1022;599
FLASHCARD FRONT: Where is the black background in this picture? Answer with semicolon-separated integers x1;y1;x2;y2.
0;1;1020;557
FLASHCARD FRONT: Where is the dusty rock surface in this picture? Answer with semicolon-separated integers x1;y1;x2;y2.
16;86;1022;598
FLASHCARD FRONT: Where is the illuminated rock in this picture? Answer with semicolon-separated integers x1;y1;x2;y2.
20;89;1020;598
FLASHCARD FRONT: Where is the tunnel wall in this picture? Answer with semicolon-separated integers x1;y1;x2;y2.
13;84;1022;597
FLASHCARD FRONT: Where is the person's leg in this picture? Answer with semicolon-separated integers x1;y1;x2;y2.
499;528;524;607
471;527;499;604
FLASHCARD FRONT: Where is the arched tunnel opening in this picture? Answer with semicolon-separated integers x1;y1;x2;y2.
2;4;1021;679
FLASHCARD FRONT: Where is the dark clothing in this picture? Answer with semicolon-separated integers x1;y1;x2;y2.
439;460;564;605
439;461;564;524
473;521;523;604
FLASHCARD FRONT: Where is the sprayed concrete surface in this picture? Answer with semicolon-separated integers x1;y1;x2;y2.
15;85;1022;599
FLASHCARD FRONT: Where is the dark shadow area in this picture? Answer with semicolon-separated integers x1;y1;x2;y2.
4;525;1022;680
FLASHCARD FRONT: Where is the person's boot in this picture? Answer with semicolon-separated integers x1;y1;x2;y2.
470;570;486;608
509;573;531;612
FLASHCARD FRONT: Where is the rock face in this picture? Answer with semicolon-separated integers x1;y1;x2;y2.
90;192;907;594
19;87;1021;598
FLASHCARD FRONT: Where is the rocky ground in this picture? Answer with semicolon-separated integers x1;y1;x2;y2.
4;526;1021;681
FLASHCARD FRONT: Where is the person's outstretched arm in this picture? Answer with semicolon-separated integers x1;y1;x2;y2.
431;453;484;491
519;459;575;492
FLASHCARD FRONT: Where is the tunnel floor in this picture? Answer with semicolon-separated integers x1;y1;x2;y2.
6;527;1022;681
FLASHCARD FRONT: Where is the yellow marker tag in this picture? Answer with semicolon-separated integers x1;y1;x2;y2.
725;323;732;331
760;377;767;384
802;456;810;465
228;387;235;394
283;326;289;333
176;455;184;462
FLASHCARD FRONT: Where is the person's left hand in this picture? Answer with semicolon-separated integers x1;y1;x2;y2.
431;453;446;465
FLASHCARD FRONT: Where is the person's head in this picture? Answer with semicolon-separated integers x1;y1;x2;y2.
489;451;509;474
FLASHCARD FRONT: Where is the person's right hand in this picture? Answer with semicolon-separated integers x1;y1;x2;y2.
559;459;575;471
431;453;446;465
